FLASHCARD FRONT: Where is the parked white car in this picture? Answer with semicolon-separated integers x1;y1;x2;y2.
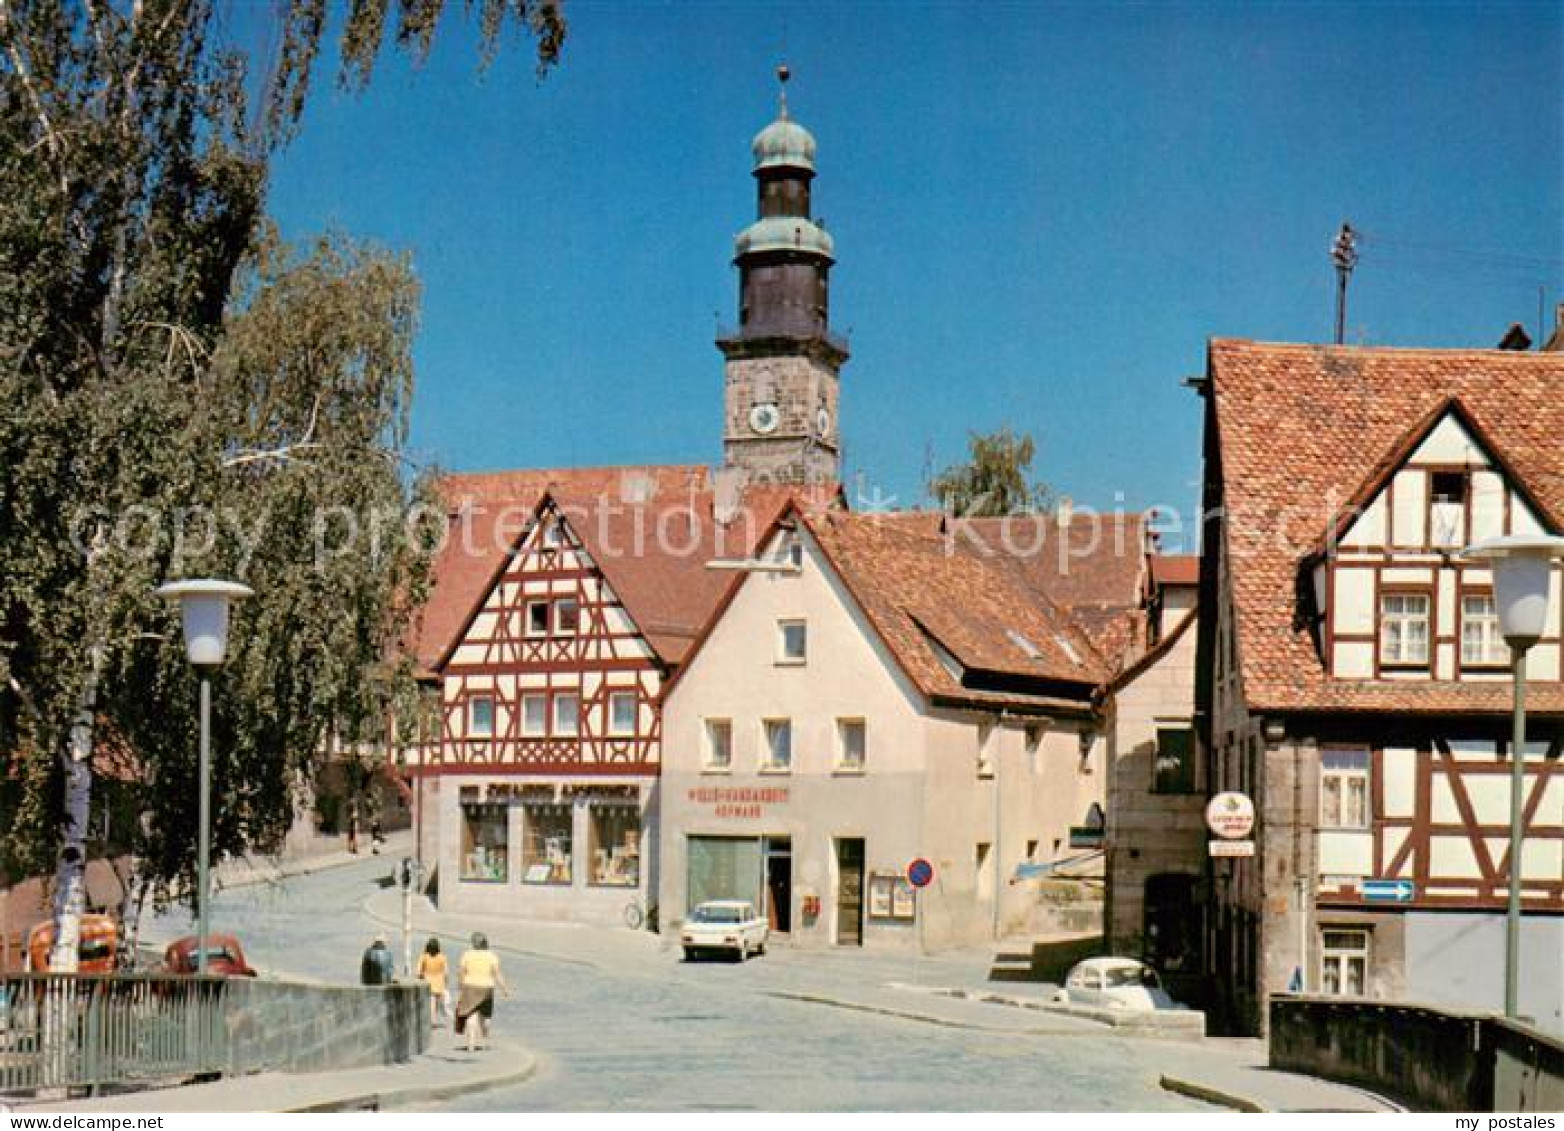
1053;957;1185;1011
681;900;768;961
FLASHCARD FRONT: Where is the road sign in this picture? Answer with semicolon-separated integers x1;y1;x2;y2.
907;858;935;888
1209;839;1255;858
1205;792;1256;840
1362;878;1415;903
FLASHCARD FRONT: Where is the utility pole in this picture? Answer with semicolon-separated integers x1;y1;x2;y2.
1332;222;1358;345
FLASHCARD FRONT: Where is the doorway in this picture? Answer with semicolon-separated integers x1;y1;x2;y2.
834;837;865;946
764;837;792;933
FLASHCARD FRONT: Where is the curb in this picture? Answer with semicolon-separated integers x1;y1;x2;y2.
1159;1073;1267;1113
763;990;1109;1036
288;1046;541;1112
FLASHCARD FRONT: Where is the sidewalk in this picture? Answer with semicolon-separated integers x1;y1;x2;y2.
14;1031;537;1114
1157;1050;1401;1113
212;829;416;893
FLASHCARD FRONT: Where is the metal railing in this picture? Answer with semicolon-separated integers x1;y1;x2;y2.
0;973;230;1096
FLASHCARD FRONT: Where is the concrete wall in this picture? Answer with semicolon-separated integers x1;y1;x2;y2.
225;978;427;1076
1404;913;1564;1035
1271;996;1564;1113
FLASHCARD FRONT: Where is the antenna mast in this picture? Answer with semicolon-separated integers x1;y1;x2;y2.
1332;222;1359;345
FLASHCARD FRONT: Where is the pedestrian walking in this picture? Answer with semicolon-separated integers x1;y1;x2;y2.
370;816;385;854
417;937;450;1027
346;803;360;855
454;932;509;1052
360;935;394;986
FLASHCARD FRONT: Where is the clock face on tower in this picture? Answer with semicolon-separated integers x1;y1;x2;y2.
749;403;781;435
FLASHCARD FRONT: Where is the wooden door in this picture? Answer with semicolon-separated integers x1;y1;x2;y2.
835;838;864;946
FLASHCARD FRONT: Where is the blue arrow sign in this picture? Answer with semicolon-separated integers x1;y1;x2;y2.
1362;878;1415;903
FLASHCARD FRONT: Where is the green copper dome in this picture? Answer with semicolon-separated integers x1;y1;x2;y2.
752;114;816;173
734;216;834;261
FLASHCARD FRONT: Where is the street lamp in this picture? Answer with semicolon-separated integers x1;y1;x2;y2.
156;579;253;974
1459;534;1564;1019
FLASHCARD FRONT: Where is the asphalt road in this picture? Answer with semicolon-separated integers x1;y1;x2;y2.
148;857;1222;1112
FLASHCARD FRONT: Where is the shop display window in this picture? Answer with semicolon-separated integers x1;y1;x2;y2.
589;804;641;887
461;802;508;882
522;802;573;884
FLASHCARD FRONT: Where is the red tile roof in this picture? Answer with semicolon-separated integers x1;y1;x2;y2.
406;465;837;676
803;511;1106;713
1150;554;1200;588
1208;339;1564;714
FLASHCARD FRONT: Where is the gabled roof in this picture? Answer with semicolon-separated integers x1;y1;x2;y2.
406;465;837;676
870;511;1150;670
800;511;1107;714
1208;339;1564;714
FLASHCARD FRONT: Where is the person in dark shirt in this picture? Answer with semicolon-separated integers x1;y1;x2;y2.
360;935;394;985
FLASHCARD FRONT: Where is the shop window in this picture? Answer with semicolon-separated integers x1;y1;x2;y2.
836;719;866;772
1379;592;1430;666
609;691;637;735
555;598;581;636
588;804;641;888
704;719;732;771
1461;593;1506;667
1320;748;1370;829
460;802;508;882
521;802;572;884
1321;928;1370;996
521;693;548;736
554;693;580;736
1152;726;1196;794
468;695;495;740
762;718;792;771
777;619;808;663
526;601;550;637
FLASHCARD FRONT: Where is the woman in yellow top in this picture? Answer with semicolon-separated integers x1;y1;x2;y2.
455;932;510;1052
416;938;449;1027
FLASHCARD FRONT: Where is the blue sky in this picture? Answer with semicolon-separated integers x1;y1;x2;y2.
260;1;1562;531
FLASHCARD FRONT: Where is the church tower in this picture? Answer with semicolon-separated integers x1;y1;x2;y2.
719;68;846;485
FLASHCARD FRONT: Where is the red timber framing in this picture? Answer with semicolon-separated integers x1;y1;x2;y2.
1321;735;1564;912
425;497;663;777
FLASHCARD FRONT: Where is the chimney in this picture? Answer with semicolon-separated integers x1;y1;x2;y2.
1055;496;1073;529
1497;323;1532;351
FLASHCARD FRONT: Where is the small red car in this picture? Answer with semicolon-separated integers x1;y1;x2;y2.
162;933;257;977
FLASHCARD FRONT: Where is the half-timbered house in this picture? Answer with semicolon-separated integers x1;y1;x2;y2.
1197;340;1564;1035
407;466;819;924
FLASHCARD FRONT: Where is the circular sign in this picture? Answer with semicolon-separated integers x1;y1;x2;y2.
906;858;935;888
1205;791;1256;840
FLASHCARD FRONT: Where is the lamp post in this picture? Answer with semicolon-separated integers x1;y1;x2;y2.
156;579;253;974
1460;535;1564;1018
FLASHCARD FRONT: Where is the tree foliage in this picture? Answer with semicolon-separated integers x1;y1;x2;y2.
927;427;1053;517
0;0;561;901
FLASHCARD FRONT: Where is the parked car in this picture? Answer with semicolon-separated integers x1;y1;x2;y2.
680;900;768;961
25;914;120;974
162;933;257;977
1053;957;1185;1011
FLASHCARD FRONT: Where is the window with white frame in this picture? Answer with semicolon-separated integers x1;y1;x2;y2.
762;719;792;771
553;693;580;737
1429;471;1467;548
777;619;807;663
837;719;866;772
608;691;637;735
1460;593;1506;667
468;695;495;739
1320;748;1370;829
1320;928;1370;996
785;533;804;569
521;694;548;737
1379;592;1430;666
526;600;550;638
704;719;733;771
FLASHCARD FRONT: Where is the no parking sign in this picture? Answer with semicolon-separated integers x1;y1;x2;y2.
906;857;935;888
